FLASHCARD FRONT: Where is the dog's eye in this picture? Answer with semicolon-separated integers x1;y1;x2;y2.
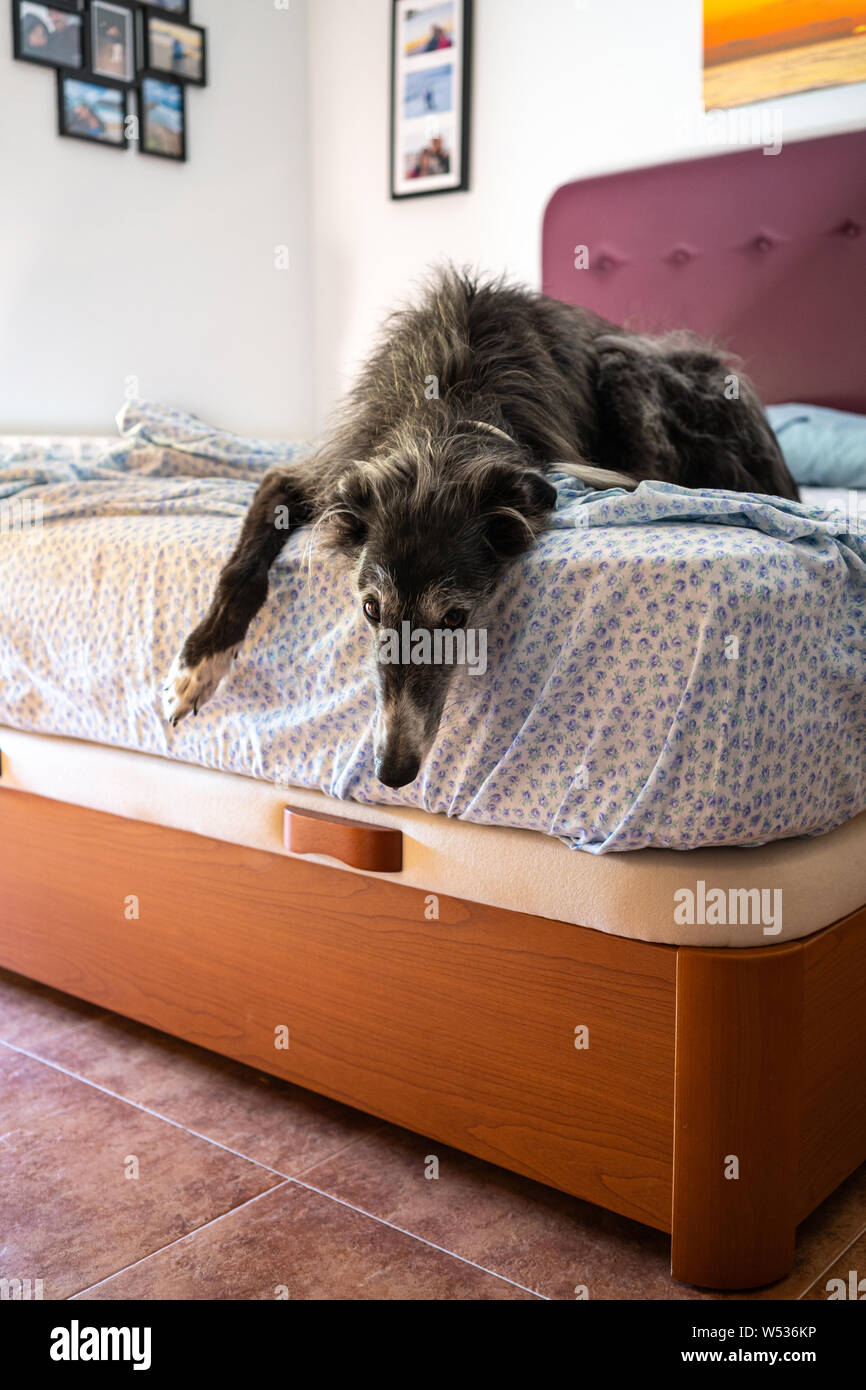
363;598;381;624
442;608;467;629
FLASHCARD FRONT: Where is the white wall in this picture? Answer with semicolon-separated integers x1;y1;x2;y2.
307;0;866;431
0;0;313;437
4;0;864;438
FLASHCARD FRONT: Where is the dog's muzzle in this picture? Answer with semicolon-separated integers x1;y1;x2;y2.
374;749;422;789
374;695;429;788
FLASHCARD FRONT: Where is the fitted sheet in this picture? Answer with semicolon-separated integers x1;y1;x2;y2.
2;725;864;948
0;408;864;854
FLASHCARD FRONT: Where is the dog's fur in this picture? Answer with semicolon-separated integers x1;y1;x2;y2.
164;268;798;786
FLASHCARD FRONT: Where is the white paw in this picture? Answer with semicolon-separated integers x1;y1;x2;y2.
162;645;241;727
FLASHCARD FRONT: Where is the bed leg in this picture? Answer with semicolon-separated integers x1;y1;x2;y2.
671;942;803;1290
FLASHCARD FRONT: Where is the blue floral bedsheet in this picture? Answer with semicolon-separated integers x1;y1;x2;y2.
0;401;863;853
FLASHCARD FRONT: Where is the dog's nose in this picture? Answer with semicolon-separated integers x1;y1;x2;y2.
375;751;421;788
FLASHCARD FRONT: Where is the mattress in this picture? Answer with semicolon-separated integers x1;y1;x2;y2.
1;724;863;948
1;407;865;856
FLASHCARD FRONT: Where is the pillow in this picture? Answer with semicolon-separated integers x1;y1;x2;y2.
767;404;866;488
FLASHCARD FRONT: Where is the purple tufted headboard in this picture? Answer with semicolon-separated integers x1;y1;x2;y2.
542;130;866;412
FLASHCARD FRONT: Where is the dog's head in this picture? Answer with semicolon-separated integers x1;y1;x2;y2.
321;428;556;787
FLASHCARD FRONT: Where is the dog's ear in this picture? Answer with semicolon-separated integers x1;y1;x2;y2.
478;463;557;558
320;466;375;556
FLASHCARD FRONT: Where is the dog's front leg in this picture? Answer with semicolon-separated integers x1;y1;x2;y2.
162;467;312;726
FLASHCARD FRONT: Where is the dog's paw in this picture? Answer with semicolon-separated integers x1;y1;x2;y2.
162;645;241;727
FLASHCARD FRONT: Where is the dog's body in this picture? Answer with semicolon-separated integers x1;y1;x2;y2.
164;269;798;785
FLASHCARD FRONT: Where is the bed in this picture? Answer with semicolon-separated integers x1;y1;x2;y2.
1;129;865;1292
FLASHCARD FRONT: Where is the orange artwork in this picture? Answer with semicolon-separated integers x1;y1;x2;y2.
704;0;866;108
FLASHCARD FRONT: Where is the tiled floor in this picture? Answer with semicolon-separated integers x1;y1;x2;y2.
1;966;863;1301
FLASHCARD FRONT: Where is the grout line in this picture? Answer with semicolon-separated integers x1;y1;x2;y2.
290;1121;390;1180
68;1183;292;1299
0;1039;289;1178
289;1174;549;1299
2;1039;547;1300
797;1217;866;1301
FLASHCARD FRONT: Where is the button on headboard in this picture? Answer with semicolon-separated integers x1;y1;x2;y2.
542;130;866;412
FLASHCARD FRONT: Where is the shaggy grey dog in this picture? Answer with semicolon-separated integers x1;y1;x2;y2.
164;268;797;787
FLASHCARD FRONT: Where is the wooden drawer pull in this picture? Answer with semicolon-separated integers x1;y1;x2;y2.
284;805;403;872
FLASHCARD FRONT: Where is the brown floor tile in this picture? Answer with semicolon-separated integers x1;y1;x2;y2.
0;967;106;1047
303;1129;866;1302
78;1181;540;1301
0;1036;113;1138
32;1013;384;1175
6;971;863;1303
300;1124;691;1300
0;1048;282;1300
799;1227;866;1301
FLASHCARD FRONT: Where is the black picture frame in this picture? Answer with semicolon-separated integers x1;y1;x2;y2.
140;0;190;19
138;73;186;161
390;0;472;201
12;0;87;72
16;0;206;165
143;11;206;86
56;67;131;149
89;0;137;85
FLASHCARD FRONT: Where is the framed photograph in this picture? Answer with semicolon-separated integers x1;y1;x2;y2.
57;70;130;149
144;13;207;85
142;0;190;16
90;1;136;84
703;0;866;110
138;74;186;161
390;0;472;199
12;1;85;70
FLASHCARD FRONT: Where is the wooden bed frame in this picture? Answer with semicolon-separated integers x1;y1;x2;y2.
2;132;865;1291
1;788;864;1290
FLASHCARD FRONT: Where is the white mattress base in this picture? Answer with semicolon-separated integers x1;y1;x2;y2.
1;726;863;949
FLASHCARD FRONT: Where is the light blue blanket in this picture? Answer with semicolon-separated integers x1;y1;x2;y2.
1;403;864;853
